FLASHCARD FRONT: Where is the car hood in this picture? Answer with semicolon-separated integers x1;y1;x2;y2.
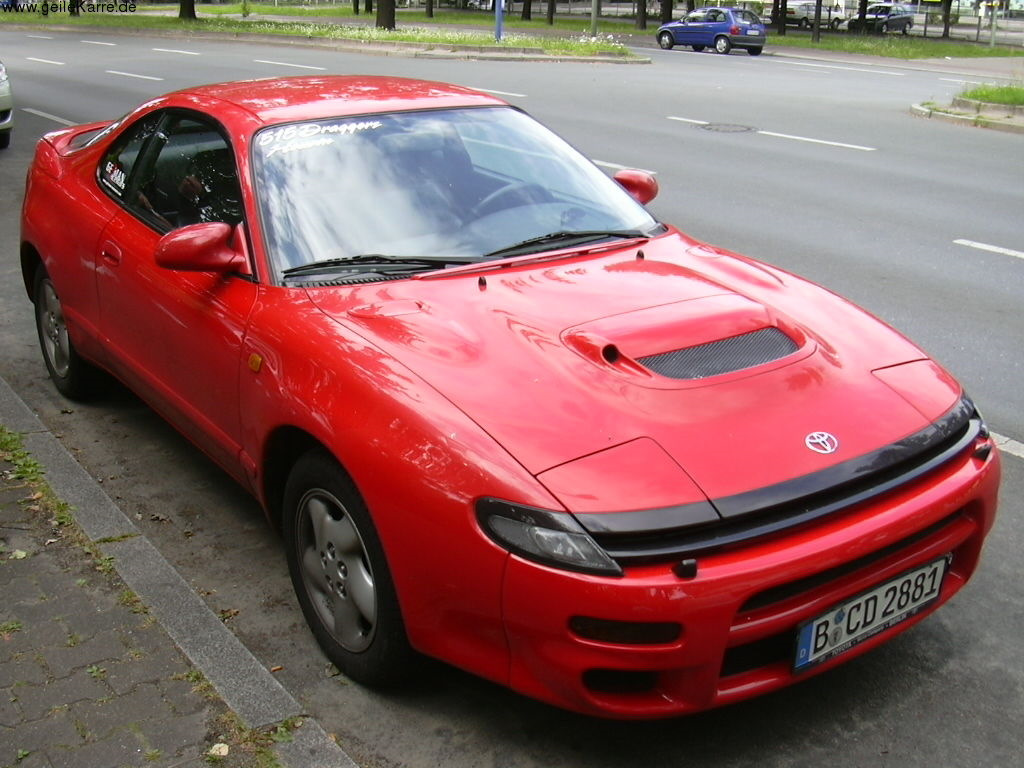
306;230;960;509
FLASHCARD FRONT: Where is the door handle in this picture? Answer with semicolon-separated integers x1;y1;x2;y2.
100;241;122;266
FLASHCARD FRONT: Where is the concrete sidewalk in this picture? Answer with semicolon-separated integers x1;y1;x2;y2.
0;377;357;768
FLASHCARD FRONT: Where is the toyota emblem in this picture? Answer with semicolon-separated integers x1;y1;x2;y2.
805;432;839;454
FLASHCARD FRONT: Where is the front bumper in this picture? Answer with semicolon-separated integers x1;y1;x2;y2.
500;433;1000;718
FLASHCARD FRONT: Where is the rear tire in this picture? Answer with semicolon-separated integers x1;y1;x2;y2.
283;448;413;686
748;47;763;55
691;44;706;52
34;267;97;400
714;35;732;54
658;31;675;49
0;130;10;150
881;22;889;32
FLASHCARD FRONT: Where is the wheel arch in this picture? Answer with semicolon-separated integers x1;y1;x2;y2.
21;242;43;302
260;424;331;533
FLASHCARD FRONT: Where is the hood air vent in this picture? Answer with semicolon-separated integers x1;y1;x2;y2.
637;327;797;380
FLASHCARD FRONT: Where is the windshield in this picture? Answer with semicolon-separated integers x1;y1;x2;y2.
252;106;658;278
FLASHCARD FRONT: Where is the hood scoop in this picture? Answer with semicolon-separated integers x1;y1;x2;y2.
637;327;798;380
563;294;809;385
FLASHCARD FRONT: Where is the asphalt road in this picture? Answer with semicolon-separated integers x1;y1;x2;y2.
0;27;1022;768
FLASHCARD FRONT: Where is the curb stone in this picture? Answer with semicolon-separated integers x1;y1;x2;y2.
910;102;1024;133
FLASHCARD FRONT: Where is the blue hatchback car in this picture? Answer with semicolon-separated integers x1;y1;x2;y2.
657;6;767;55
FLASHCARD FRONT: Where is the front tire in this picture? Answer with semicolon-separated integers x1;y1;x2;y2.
34;267;97;400
658;31;675;49
283;449;413;686
0;130;10;150
714;35;732;54
691;44;706;52
881;21;889;32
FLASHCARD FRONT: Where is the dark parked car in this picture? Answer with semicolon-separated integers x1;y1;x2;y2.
847;3;915;33
657;6;767;55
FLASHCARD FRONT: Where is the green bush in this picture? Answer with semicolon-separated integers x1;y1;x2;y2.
927;11;959;24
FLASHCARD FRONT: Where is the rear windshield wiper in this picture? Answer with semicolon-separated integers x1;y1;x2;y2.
281;253;480;278
481;229;650;260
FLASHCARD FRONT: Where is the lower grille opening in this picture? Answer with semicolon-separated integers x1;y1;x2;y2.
570;616;682;645
583;669;659;694
721;633;793;678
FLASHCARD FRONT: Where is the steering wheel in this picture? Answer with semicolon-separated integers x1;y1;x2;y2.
471;182;551;218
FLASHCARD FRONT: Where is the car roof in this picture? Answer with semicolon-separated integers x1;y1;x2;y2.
166;75;507;125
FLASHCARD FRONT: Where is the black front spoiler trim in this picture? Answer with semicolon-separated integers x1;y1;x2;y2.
578;398;982;564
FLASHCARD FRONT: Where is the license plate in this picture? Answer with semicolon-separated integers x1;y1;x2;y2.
794;556;949;672
747;28;762;35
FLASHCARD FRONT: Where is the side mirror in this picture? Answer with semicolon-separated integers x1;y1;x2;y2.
155;222;246;273
613;169;659;205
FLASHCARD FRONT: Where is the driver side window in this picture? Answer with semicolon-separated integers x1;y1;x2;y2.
100;111;243;233
141;116;243;232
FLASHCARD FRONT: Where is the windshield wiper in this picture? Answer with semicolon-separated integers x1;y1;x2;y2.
281;253;480;278
481;229;650;261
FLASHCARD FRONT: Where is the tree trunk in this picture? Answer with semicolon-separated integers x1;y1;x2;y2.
776;0;787;35
365;0;374;14
855;0;868;34
353;0;360;15
636;0;647;29
546;0;555;24
426;0;434;19
941;0;952;38
376;0;395;29
660;0;672;25
522;0;532;20
178;0;197;21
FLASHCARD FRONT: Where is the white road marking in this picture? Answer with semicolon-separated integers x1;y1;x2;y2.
26;57;65;66
954;239;1024;261
592;159;657;175
668;117;875;151
254;59;326;71
757;131;876;151
153;48;201;56
993;432;1024;461
26;35;53;39
106;70;164;81
777;60;906;76
82;40;116;46
467;87;527;98
22;108;75;126
941;78;982;85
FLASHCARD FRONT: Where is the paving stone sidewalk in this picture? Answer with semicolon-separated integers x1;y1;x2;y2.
0;455;256;768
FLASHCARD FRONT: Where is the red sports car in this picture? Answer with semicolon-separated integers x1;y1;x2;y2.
20;76;1000;719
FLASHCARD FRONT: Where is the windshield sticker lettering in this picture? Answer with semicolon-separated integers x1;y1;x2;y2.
258;121;383;158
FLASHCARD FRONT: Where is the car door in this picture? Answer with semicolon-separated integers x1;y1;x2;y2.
674;9;708;45
94;109;258;478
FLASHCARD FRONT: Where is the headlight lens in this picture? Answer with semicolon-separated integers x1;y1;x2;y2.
476;498;622;577
0;63;7;82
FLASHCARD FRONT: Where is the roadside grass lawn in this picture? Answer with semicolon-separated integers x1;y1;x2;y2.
960;83;1024;104
0;11;631;56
